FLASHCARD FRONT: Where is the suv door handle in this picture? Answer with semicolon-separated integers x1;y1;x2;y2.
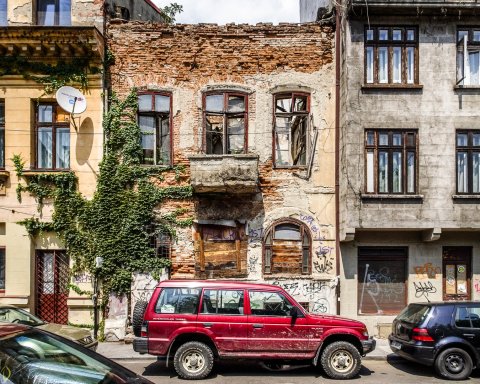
253;324;264;329
203;323;213;328
463;333;475;338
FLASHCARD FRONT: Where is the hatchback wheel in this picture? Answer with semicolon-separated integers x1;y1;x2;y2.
174;341;214;380
320;341;362;380
435;348;472;380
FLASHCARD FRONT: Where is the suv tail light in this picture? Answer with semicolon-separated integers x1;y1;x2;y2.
412;328;433;342
141;321;149;337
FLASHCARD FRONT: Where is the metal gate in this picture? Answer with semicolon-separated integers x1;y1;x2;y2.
36;250;69;324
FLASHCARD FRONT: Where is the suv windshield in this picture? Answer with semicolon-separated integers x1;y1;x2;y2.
397;304;431;324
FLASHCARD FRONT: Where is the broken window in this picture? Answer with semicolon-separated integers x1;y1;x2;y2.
194;223;247;278
365;26;418;85
138;92;172;165
204;92;247;155
147;227;171;259
263;219;311;275
0;0;6;26
36;103;70;170
365;130;417;194
456;130;480;194
37;0;71;26
274;93;309;167
457;28;480;86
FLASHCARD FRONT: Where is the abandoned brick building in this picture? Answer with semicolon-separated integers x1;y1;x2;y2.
107;21;338;315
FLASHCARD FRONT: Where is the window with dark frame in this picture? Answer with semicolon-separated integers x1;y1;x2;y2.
263;219;311;275
358;247;407;315
274;93;309;167
37;0;71;26
456;131;480;194
203;92;247;155
365;26;418;85
365;129;417;194
36;103;70;170
138;92;172;166
0;0;6;26
0;248;5;290
0;102;4;169
148;228;171;259
457;27;480;86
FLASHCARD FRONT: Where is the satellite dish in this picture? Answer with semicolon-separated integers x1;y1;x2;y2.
55;86;87;114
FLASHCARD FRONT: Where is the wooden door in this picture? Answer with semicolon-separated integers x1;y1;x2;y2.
443;247;471;301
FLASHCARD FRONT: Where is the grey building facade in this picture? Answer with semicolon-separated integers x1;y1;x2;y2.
302;0;480;335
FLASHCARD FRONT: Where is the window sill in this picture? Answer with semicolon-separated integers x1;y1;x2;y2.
454;85;480;90
361;193;424;201
0;170;10;180
22;169;72;177
362;84;423;90
452;194;480;202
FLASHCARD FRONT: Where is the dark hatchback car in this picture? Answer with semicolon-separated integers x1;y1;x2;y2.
0;324;153;384
389;302;480;380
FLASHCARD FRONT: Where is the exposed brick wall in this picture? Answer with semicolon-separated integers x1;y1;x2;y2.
107;21;336;281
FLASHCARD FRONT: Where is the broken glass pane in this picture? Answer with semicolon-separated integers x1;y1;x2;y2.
227;118;245;154
276;97;292;113
206;114;224;154
159;117;170;164
294;96;308;112
291;116;306;165
228;96;245;112
206;94;224;112
139;116;155;165
275;132;289;166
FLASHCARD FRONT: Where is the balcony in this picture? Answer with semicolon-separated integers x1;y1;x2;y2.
189;154;259;194
350;0;480;15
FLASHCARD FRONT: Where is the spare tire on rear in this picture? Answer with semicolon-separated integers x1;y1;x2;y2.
132;300;148;337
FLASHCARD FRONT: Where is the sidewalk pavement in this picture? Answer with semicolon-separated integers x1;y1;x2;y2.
96;338;397;361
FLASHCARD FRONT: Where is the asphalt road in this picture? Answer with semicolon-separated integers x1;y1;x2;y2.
115;358;480;383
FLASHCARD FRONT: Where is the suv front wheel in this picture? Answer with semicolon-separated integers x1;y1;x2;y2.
434;348;473;380
174;341;214;380
320;341;362;380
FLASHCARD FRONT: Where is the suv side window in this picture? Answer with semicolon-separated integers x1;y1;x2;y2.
455;306;480;328
249;291;293;317
155;288;201;314
201;290;244;315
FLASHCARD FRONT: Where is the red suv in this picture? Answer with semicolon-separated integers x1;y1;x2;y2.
133;280;375;380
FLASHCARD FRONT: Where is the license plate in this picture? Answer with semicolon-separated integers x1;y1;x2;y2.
391;341;402;350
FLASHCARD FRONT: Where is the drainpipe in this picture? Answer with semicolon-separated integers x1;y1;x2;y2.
334;1;342;316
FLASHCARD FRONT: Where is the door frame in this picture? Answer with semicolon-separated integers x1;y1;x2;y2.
442;246;472;301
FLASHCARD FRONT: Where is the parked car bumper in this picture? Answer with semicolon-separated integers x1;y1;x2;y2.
362;337;376;355
133;337;149;354
85;340;98;351
388;335;434;365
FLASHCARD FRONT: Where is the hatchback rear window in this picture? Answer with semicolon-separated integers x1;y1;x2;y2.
396;304;431;324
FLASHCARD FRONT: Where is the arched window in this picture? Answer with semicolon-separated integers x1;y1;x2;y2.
263;219;311;275
203;92;248;155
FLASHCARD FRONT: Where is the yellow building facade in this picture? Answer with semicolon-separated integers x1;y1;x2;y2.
0;1;105;325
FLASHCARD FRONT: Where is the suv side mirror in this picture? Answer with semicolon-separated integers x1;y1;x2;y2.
290;306;304;318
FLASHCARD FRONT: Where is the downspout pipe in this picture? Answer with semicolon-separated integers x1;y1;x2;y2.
334;0;342;316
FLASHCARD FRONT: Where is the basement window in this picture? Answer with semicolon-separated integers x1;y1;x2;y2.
263;219;311;275
138;92;172;166
0;0;6;26
457;28;480;86
203;92;247;155
37;0;71;26
365;26;418;85
274;93;310;168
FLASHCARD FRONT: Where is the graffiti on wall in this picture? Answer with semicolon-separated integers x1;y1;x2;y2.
359;264;405;315
413;281;437;302
131;270;168;315
414;263;441;280
313;245;334;274
474;280;480;293
272;279;336;314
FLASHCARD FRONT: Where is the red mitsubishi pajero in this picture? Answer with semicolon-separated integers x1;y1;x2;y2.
132;280;375;380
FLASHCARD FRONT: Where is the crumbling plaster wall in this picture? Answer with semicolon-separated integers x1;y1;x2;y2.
108;22;337;313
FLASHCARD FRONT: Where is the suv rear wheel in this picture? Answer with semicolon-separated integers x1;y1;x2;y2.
174;341;214;380
320;341;362;380
434;348;473;380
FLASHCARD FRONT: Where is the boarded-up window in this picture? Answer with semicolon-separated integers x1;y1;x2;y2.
263;220;311;275
358;247;407;315
194;224;247;278
443;247;471;301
